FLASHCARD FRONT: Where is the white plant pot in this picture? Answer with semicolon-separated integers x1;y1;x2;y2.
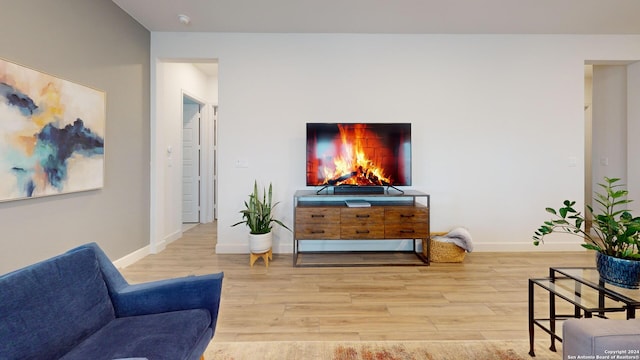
249;232;272;253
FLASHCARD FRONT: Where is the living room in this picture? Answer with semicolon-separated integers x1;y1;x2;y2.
2;1;640;359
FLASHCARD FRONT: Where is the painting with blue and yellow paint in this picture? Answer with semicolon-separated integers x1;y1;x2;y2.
0;58;105;202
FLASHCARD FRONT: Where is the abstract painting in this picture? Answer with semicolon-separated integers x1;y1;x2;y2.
0;58;105;202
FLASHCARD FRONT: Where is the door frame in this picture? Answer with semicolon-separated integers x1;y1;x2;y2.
182;90;215;226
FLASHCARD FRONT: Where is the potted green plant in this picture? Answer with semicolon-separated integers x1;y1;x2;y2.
232;180;291;253
533;177;640;289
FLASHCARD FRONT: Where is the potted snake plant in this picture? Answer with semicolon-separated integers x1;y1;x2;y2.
533;177;640;289
232;180;291;253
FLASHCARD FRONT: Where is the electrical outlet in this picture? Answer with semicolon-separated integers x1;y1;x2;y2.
600;157;609;166
235;159;249;168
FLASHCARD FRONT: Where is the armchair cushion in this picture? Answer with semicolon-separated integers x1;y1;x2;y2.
59;309;211;360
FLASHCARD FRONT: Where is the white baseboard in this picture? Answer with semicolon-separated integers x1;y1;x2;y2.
472;241;587;252
215;243;249;254
113;245;150;269
114;231;183;269
151;230;182;254
215;242;294;254
216;240;587;254
152;241;166;254
165;230;182;245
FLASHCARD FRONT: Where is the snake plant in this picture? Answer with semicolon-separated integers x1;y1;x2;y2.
232;181;291;234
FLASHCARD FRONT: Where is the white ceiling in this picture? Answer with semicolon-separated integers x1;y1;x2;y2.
112;0;640;34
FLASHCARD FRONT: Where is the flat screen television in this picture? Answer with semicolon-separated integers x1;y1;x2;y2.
306;123;411;190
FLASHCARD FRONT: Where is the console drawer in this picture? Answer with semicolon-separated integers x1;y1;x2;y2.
295;224;341;239
384;206;428;224
340;208;384;239
385;206;428;238
296;207;340;223
341;225;385;239
340;208;384;224
385;223;429;238
295;207;341;239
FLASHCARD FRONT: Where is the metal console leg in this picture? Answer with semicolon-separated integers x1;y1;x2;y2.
528;279;536;357
548;288;557;352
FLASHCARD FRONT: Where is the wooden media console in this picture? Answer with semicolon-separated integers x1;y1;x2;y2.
293;189;430;267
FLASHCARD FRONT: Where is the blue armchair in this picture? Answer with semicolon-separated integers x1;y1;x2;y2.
0;243;223;360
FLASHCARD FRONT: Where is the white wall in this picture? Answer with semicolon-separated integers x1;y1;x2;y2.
152;33;640;254
153;62;216;250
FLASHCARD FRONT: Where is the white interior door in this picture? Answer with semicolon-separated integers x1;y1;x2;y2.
183;102;200;223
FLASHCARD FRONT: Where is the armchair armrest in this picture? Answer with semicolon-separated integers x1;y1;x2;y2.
110;273;223;330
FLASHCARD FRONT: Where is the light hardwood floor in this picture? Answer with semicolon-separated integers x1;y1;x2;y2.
120;222;595;342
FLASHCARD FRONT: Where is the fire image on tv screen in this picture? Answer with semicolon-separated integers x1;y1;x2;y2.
306;123;411;187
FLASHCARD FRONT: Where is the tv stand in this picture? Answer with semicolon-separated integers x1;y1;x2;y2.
293;190;430;267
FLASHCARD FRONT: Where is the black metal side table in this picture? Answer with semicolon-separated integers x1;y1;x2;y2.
528;267;640;357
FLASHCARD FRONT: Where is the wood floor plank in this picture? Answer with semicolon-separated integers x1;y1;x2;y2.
387;303;495;316
284;304;390;317
350;291;448;305
119;222;596;341
316;315;439;332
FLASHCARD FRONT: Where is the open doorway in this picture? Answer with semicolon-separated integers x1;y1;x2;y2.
182;94;202;229
151;60;218;252
585;60;640;225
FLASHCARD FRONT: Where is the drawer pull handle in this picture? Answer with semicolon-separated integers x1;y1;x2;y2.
400;214;415;218
311;214;325;218
400;230;416;233
356;230;370;234
311;230;325;234
356;214;370;218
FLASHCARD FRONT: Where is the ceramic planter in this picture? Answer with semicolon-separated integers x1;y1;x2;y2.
596;252;640;289
249;232;272;253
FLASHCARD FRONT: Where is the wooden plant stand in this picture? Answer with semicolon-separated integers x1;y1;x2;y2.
250;248;273;267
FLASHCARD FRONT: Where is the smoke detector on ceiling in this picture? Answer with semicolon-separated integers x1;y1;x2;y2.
178;14;191;25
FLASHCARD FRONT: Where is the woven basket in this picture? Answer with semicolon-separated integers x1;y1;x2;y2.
429;234;466;263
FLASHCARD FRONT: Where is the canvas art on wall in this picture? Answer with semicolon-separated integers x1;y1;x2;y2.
0;58;105;202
